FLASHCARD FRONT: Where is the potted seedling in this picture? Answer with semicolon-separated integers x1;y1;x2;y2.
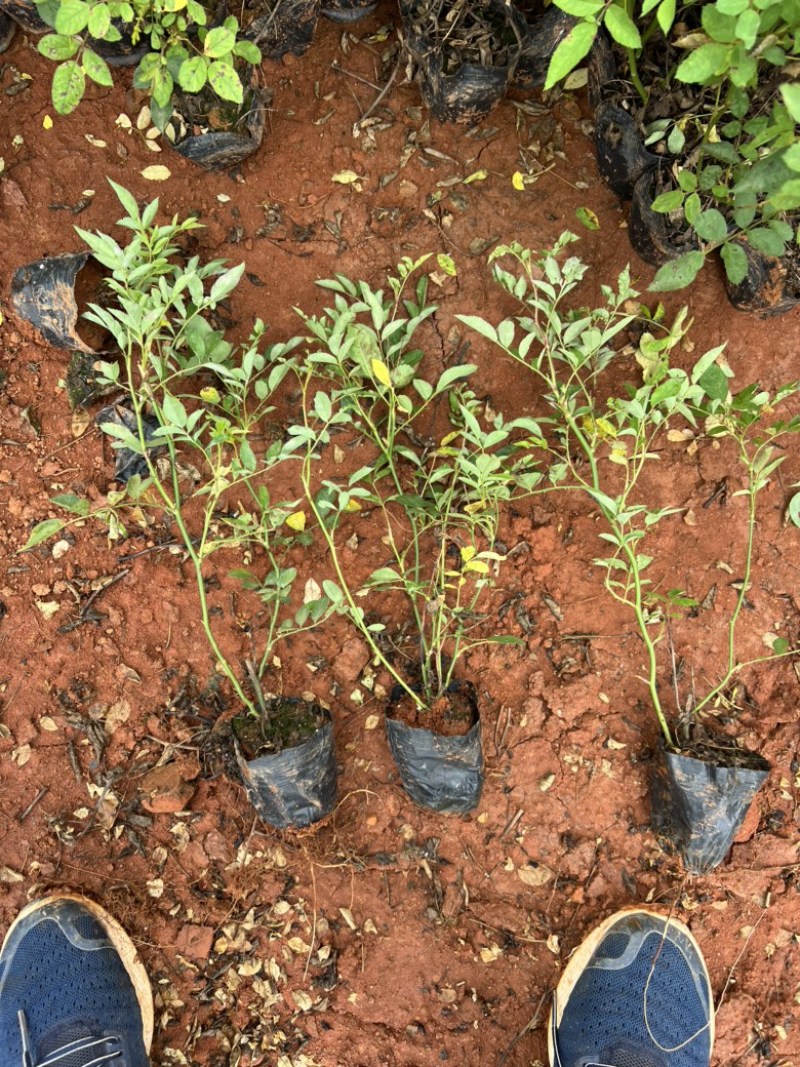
544;0;800;311
21;182;339;830
285;258;544;812
32;0;263;165
461;234;800;872
240;0;320;60
400;0;526;123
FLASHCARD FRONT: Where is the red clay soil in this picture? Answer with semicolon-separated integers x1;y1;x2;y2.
1;5;799;1066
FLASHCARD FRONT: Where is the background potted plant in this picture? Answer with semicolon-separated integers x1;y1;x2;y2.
32;0;263;165
544;0;800;311
23;182;339;830
461;233;800;871
285;258;543;812
400;0;526;123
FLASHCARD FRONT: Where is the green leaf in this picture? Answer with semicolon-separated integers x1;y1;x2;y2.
648;250;705;291
233;39;261;64
575;205;600;230
675;43;730;84
51;60;86;113
87;2;111;38
239;438;256;472
716;0;748;13
735;8;759;48
151;65;174;108
51;493;90;515
677;169;697;193
784;144;800;173
544;21;597;90
698;363;730;402
656;0;676;35
82;48;113;87
768;179;800;213
436;252;457;276
684;192;701;225
651;189;684;213
186;0;206;22
436;364;477;391
207;60;243;103
177;54;207;92
788;491;800;528
666;124;685;154
603;5;641;48
693;208;727;244
746;227;786;258
322;579;342;603
720;241;749;284
552;0;601;14
21;518;65;551
368;567;403;584
38;33;79;59
690;344;727;384
203;25;235;58
780;84;800;123
53;0;90;34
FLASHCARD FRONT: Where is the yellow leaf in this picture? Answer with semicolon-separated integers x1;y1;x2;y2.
344;498;362;512
608;445;628;466
285;511;306;532
43;115;53;130
436;253;457;276
464;559;490;574
463;169;488;184
331;169;362;185
459;545;476;564
512;171;525;191
371;359;392;387
140;165;171;181
200;387;220;404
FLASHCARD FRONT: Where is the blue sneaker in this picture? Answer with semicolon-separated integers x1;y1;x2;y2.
0;895;153;1067
549;908;713;1067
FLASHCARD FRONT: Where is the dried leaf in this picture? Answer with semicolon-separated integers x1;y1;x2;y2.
364;714;379;730
36;600;60;619
303;578;322;604
0;866;24;883
517;864;553;887
331;169;362;185
71;409;91;437
480;944;502;963
104;699;130;735
339;907;357;930
140;165;171;182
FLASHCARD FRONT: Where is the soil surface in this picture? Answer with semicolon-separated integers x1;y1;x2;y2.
1;5;800;1067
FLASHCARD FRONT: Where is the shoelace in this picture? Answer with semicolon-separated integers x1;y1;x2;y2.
19;1010;124;1067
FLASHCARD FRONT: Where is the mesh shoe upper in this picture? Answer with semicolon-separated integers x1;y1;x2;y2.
553;911;712;1067
0;899;150;1067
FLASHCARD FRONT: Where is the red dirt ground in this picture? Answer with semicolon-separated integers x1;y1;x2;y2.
1;4;799;1066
